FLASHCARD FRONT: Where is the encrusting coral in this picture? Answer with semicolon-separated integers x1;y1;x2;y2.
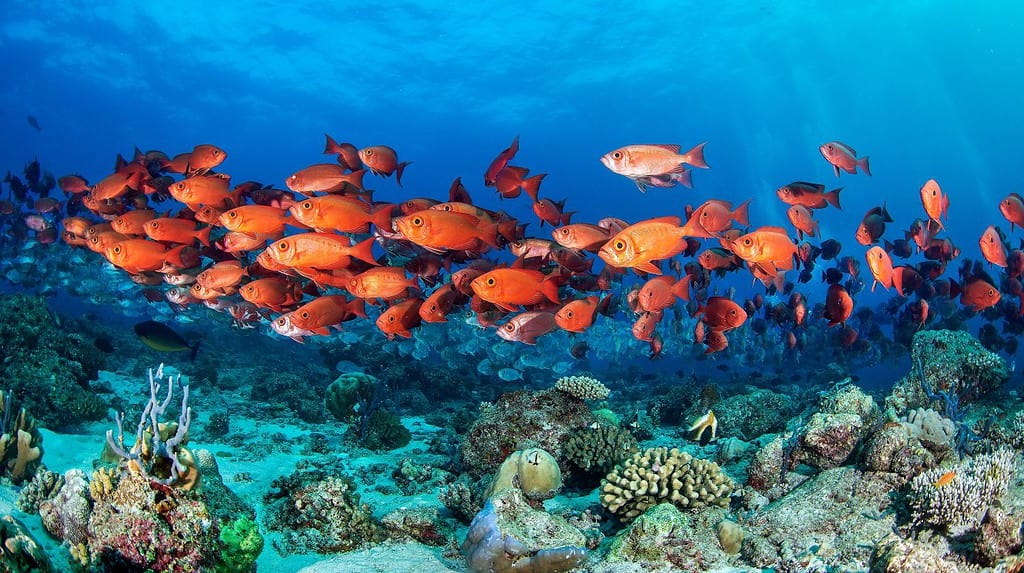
600;447;733;523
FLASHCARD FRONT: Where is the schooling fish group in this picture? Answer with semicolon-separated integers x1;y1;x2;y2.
3;133;1023;358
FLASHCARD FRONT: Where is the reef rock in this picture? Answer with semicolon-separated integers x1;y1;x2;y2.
796;383;879;469
462;486;586;573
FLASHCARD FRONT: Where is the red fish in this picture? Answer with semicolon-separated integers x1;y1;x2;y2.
824;284;853;327
865;246;902;293
819;141;870;177
358;146;410;187
554;296;600;332
376;298;423;339
999;193;1024;232
919;179;949;230
979;225;1007;267
471;268;560;311
695;297;747;332
954;278;1001;312
484;136;519;186
494;166;545;201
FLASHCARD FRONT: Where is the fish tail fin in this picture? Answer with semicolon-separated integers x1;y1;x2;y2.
347;169;367;191
733;200;751;227
826;188;843;210
674;168;693;189
672;275;692;302
323;133;342;155
369;203;393;231
541;275;561;304
349;298;367;319
561;211;575;226
858;156;871;176
893;266;904;296
189;341;201;362
349;237;379;266
396;162;411;188
479;222;501;250
521;174;546;203
196;226;212;248
682;142;709;169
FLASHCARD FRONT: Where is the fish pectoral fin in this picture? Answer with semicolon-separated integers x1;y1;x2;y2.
833;165;840;178
633;179;648;193
633;261;662;275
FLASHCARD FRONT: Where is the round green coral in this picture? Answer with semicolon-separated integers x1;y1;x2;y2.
325;372;378;421
216;516;263;573
564;424;638;474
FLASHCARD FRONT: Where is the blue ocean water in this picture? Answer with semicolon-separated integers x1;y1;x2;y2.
2;2;1024;571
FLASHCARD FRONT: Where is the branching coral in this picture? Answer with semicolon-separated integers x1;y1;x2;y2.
104;364;199;490
553;375;610;401
600;447;733;523
904;448;1017;532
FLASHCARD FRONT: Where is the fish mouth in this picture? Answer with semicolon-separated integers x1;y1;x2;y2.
599;155;613;169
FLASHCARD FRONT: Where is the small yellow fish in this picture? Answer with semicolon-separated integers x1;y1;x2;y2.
933;470;956;488
689;409;717;445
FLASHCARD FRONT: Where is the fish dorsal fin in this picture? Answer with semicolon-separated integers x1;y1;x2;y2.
643;216;683;227
756;226;790;235
652;144;681;153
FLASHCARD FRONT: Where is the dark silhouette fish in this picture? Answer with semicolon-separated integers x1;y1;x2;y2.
134;320;200;361
26;116;41;131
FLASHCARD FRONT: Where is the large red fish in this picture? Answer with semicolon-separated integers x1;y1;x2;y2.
598;216;688;275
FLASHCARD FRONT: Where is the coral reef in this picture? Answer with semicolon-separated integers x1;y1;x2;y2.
264;467;385;555
563;424;638;476
796;382;880;469
553;375;610;401
859;421;933;481
485;448;562;502
16;467;63;513
461;486;587;573
713;388;791;441
598;503;734;572
39;468;90;547
250;367;328;423
0;389;43;485
870;535;960;573
381;507;454;547
216;516;263;573
327;371;410;451
0;293;106;429
903;448;1016;532
886;329;1008;413
600;447;733;523
461;389;596;476
0;514;52;573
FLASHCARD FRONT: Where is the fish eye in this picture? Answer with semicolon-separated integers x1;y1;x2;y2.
277;242;288;250
276;318;286;326
826;144;834;151
388;315;395;322
989;289;996;296
566;310;574;318
504;323;515;331
302;201;312;209
412;217;422;226
229;211;237;218
113;246;121;253
151;222;159;228
486;277;496;286
729;309;736;315
614;240;625;250
443;205;452;211
300;311;309;319
430;304;437;312
612;151;622;159
560;228;569;235
365;149;374;156
744;239;752;246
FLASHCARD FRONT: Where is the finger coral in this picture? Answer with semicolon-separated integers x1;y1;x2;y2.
904;448;1016;533
553;375;610;401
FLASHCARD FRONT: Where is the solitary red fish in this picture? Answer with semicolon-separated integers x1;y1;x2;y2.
819;141;870;177
601;143;708;192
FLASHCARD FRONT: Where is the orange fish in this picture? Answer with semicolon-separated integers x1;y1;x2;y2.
729;226;798;276
186;144;227;176
323;135;363;171
786;205;819;240
598;216;688;275
703;330;729;354
358;146;410;187
533;198;573;228
290;295;365;334
104;239;169;274
394;210;499;254
485;136;519;187
143;218;213;247
933;470;956;488
58;174;90;194
776;182;842;210
631;311;662;342
289;195;392;234
376;298;423;339
285;164;367;194
111;210;157;235
552;223;609;251
865;246;902;293
819;141;870;177
167;175;238;210
219;205;293;235
348;267;419;301
824;284;853;327
681;199;750;238
160;153;192;174
471;268;560;311
695;297;747;332
999;193;1024;232
494;166;545;201
637;276;691;313
919;179;949;230
91;172;139;201
419;284;466;323
601;143;708;192
554;296;600;332
954;278;1001;312
979;225;1007;268
196;260;248;292
267;233;377;270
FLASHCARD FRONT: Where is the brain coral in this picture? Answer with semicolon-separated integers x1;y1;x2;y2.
600;447;733;523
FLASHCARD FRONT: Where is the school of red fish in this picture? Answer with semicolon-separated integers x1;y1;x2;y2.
7;133;1023;358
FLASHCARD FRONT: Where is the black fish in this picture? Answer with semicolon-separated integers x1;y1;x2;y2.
134;320;200;361
26;115;41;131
